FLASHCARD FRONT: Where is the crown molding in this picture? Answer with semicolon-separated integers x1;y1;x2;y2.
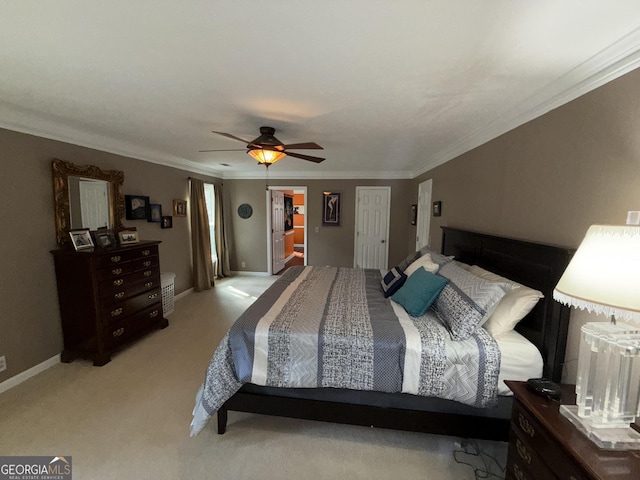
0;105;226;179
220;169;411;180
412;26;640;179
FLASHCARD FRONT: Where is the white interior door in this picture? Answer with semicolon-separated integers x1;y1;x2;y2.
271;190;286;274
79;180;109;230
354;186;390;269
416;179;432;250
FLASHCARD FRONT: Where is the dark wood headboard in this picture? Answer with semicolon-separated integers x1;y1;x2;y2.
441;227;574;383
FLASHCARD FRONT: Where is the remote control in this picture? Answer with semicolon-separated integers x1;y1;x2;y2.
526;378;562;400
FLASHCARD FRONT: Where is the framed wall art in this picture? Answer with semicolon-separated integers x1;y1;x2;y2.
433;201;442;217
322;191;341;227
125;195;150;220
410;204;417;225
173;199;187;217
161;216;173;229
284;195;294;231
149;204;162;222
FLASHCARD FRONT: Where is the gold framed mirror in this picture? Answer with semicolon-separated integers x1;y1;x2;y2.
52;159;125;246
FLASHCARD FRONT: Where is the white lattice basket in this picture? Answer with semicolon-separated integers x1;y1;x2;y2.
160;272;176;316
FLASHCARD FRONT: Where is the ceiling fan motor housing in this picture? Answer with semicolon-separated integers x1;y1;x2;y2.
251;126;285;151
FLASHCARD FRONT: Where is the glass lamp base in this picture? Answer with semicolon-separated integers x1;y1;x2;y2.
560;405;640;450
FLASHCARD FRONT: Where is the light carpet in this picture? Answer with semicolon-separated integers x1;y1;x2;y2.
0;275;507;479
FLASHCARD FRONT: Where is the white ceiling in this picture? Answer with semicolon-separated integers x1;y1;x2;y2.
2;1;640;179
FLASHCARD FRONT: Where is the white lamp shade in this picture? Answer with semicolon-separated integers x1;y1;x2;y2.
553;225;640;323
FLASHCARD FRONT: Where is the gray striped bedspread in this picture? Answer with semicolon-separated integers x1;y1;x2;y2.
190;266;501;436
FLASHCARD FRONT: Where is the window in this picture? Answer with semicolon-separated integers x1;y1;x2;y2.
203;183;218;270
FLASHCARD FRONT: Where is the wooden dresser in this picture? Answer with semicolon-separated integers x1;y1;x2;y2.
51;240;168;366
505;380;640;480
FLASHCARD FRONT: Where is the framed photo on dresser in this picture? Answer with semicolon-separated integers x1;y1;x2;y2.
118;228;140;245
69;229;94;251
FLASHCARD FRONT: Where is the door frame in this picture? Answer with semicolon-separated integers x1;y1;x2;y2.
266;185;307;275
353;186;391;269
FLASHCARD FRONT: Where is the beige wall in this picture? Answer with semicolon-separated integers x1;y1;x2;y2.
412;67;640;382
0;128;220;382
225;179;415;272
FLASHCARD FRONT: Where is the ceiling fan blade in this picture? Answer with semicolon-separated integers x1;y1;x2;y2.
284;151;325;163
281;142;324;150
211;131;253;144
198;148;247;152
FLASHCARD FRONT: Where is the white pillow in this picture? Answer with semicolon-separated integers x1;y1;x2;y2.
468;265;544;337
404;253;439;277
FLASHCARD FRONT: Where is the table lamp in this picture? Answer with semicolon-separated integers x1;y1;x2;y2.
553;224;640;449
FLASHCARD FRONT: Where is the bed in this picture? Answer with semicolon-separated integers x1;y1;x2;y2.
191;227;574;441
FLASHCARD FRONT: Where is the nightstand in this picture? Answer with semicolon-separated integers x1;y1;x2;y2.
505;380;640;480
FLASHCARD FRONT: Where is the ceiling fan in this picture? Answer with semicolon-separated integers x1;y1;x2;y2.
199;126;325;166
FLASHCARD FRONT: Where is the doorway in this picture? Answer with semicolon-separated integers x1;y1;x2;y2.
266;186;307;275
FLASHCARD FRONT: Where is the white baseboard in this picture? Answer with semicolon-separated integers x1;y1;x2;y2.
0;354;60;394
231;271;271;277
174;288;193;302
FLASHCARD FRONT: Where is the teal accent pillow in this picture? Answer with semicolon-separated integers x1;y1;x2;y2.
391;267;449;317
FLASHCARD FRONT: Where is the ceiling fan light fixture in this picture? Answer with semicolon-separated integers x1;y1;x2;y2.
247;148;287;166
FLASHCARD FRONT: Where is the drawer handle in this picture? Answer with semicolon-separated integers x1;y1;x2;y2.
143;260;152;267
113;279;124;287
150;310;159;318
114;292;125;300
142;249;151;256
513;464;527;480
144;270;152;277
515;438;531;465
148;293;158;300
112;327;125;337
110;255;121;263
111;268;123;276
145;281;153;288
518;413;535;437
110;307;123;317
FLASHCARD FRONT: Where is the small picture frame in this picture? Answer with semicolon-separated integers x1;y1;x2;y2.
161;216;173;229
173;199;187;217
118;228;140;245
149;204;162;223
69;229;94;251
94;229;116;249
125;195;150;220
322;191;341;227
433;201;442;217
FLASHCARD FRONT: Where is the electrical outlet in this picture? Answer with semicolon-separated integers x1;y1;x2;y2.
0;355;6;373
241;261;246;268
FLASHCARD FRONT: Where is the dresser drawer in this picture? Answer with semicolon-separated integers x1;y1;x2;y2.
130;245;158;260
98;262;132;281
96;250;138;269
507;427;557;480
512;400;589;480
100;288;162;325
99;273;161;305
132;255;159;272
106;303;163;348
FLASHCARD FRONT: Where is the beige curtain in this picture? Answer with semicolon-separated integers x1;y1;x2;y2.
190;178;214;291
213;183;231;278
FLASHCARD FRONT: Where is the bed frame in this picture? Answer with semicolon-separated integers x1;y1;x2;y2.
216;227;574;441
